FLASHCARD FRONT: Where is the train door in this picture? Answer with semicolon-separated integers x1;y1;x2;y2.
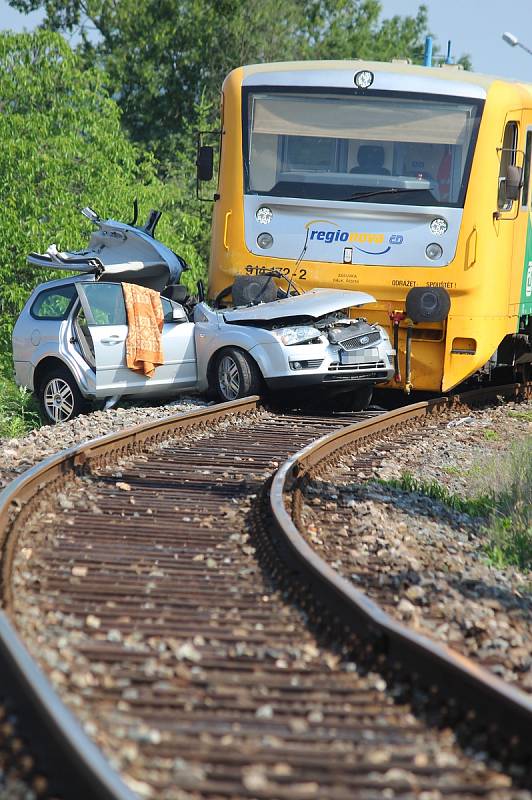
490;115;521;332
514;118;532;319
496;114;527;313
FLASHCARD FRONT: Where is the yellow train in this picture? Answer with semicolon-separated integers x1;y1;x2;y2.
200;60;532;393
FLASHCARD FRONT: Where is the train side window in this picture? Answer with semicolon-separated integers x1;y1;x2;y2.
522;130;532;207
498;121;518;211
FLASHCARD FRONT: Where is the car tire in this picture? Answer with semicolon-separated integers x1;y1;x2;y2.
329;385;373;412
38;366;89;424
214;348;262;401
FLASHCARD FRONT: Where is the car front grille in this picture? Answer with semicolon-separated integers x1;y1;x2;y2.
323;360;389;382
328;360;386;372
339;331;381;350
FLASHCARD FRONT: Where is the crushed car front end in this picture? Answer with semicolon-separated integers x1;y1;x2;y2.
221;313;395;392
195;288;395;399
251;320;394;391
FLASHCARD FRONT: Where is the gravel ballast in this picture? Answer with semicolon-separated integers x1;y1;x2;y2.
0;396;210;491
1;395;530;797
300;398;532;693
7;407;531;799
0;395;210;799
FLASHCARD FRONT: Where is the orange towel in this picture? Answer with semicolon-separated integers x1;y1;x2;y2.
122;282;164;377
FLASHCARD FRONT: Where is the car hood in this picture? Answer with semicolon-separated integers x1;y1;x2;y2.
27;210;184;292
223;288;375;323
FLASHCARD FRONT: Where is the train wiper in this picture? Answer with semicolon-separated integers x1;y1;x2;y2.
343;187;426;201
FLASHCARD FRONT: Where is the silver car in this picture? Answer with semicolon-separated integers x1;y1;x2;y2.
12;208;395;423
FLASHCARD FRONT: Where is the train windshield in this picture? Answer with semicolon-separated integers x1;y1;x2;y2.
244;90;483;207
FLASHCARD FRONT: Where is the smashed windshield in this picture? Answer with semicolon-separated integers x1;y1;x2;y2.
245;90;483;207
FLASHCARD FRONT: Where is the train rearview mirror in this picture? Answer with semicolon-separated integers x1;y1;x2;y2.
505;164;523;201
196;146;214;182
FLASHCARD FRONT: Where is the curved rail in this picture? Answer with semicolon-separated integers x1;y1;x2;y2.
0;384;530;795
268;383;532;760
0;396;259;799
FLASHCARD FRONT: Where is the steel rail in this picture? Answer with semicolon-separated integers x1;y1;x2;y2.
0;383;529;794
269;382;532;759
0;395;259;799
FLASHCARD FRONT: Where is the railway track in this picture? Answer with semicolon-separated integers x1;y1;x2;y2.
0;386;530;798
290;407;532;695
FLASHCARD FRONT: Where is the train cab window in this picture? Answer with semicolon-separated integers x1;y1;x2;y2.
522;130;532;207
498;121;518;210
283;136;339;172
246;91;482;207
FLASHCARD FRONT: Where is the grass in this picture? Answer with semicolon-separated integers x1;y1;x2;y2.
442;465;464;476
507;409;532;422
378;437;531;571
483;429;499;441
479;439;531;571
0;375;40;439
380;472;495;517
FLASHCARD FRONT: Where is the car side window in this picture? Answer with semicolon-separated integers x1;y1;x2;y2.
82;284;127;326
31;284;77;319
161;297;176;323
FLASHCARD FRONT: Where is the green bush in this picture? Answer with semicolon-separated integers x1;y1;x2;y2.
0;375;40;439
0;30;209;381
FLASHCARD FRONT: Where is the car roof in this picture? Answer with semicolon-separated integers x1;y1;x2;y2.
29;274;97;294
27;208;186;293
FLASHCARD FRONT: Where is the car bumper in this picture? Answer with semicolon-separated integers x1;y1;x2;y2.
249;339;395;391
265;369;392;390
13;361;33;389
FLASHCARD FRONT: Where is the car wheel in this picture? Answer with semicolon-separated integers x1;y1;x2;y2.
214;348;262;401
38;366;89;424
329;385;373;412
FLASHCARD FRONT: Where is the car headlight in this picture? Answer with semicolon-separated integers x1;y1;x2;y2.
376;324;390;342
272;325;321;346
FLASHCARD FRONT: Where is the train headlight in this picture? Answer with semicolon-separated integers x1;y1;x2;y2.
354;70;374;89
426;242;443;260
256;206;273;224
257;232;273;249
429;217;448;236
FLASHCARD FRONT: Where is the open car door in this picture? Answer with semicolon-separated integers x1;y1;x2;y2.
75;283;197;398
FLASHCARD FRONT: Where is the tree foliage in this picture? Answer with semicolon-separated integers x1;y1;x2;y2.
0;5;471;388
9;1;438;159
0;30;207;375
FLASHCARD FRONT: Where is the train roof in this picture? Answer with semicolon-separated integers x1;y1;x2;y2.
234;60;532;101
